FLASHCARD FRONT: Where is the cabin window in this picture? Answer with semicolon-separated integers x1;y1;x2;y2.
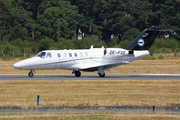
69;53;72;57
74;53;77;57
63;53;67;57
57;53;61;58
35;52;46;58
85;52;88;56
46;52;52;58
79;52;83;57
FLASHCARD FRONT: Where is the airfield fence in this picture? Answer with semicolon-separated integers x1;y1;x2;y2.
0;50;38;59
150;49;180;58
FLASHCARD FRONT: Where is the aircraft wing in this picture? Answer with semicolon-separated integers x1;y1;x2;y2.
81;63;124;72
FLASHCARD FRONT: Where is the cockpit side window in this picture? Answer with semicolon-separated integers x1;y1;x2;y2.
35;52;46;58
46;52;52;58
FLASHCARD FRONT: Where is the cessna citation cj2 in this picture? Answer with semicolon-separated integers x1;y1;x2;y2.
13;27;176;77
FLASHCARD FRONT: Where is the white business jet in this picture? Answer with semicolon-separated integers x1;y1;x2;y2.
13;27;176;77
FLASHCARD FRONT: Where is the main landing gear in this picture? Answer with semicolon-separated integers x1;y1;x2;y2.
28;70;35;77
72;70;81;77
98;67;105;77
98;72;105;77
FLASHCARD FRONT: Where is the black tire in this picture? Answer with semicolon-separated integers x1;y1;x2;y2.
28;72;34;77
99;73;105;77
75;71;81;77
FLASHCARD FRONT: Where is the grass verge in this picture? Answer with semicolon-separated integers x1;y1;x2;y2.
0;80;180;107
0;114;180;120
1;59;180;74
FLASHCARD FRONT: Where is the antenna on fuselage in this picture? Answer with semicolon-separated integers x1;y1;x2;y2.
90;45;93;49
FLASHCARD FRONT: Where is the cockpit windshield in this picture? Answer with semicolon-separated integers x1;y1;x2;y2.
35;52;46;58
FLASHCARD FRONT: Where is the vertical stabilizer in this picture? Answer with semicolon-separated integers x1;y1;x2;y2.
124;27;177;51
125;28;159;50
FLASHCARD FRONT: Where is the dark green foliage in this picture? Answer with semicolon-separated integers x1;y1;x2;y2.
72;36;107;49
158;55;164;59
38;38;55;51
119;40;131;48
107;37;118;47
35;0;79;41
4;44;11;54
123;28;141;40
0;0;180;59
35;7;69;42
56;38;76;49
150;38;180;50
83;36;107;48
8;26;29;41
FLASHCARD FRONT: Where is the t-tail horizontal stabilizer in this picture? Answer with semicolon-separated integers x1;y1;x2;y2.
124;27;179;51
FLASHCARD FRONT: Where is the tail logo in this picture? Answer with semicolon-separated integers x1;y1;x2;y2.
138;39;144;46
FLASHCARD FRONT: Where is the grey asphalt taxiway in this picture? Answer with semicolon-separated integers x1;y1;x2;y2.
0;74;180;80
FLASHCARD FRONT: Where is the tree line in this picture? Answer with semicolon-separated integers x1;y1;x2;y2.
0;0;180;58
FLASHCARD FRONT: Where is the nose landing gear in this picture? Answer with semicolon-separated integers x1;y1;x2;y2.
28;70;35;77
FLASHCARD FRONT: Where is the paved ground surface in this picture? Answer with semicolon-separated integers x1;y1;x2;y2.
0;106;179;115
0;74;180;80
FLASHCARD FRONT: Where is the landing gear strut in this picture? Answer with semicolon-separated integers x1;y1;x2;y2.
28;70;35;77
72;70;81;77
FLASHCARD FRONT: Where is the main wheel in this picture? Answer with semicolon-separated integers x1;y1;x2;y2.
99;73;105;77
28;72;34;77
75;71;81;77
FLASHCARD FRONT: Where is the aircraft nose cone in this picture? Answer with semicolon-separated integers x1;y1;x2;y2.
13;58;34;70
13;62;21;69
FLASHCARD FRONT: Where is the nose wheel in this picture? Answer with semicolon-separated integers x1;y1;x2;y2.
28;70;35;77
